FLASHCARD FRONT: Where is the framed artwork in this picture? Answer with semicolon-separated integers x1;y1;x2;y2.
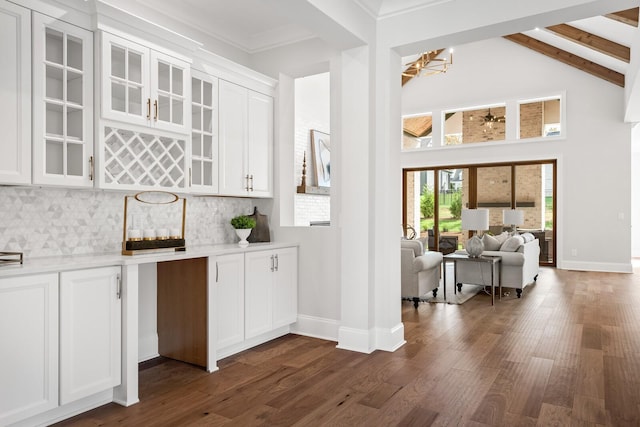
311;129;330;187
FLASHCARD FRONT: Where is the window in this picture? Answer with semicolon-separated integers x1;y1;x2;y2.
518;96;562;139
402;113;433;149
401;94;564;150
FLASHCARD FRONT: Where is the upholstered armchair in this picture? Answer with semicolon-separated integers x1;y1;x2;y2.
401;239;443;308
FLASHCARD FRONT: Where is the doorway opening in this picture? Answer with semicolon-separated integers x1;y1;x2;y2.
403;160;556;266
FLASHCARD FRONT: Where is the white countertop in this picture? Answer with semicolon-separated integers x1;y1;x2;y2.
0;241;298;278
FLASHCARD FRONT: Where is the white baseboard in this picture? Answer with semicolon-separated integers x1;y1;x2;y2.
291;314;339;342
336;326;375;354
216;325;291;360
15;390;113;427
375;322;406;352
560;260;633;273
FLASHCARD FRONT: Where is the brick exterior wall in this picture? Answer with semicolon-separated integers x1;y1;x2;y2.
463;107;506;143
519;102;543;139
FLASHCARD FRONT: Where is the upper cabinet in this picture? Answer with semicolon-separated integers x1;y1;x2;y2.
0;1;31;185
190;70;219;193
32;12;94;187
100;32;190;135
219;80;273;198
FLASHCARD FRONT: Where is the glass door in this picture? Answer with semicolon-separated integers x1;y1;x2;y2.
32;13;93;187
190;71;218;193
101;32;148;127
151;51;190;133
403;161;556;265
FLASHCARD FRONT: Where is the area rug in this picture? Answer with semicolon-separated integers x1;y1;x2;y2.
426;283;485;305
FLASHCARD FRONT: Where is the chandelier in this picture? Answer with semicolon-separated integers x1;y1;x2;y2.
480;108;506;129
402;49;453;78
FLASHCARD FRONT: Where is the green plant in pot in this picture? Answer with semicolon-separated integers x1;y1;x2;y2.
231;215;256;247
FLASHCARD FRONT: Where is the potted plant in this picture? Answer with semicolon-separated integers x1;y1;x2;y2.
230;215;256;247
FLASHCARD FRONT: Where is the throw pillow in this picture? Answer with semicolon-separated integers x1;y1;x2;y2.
500;235;524;252
495;231;510;244
482;233;502;251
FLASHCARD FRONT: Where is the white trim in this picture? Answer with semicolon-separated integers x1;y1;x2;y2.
215;325;291;361
560;261;633;273
13;390;113;427
375;323;406;352
291;314;339;342
336;326;375;354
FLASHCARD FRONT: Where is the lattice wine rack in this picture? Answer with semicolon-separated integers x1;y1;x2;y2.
102;126;186;189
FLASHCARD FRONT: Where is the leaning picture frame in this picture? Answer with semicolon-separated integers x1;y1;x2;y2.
311;129;330;187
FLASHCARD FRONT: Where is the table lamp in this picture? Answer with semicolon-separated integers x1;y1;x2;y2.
503;209;524;235
461;208;489;257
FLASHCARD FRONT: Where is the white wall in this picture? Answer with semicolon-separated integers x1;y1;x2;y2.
401;37;633;272
632;123;640;258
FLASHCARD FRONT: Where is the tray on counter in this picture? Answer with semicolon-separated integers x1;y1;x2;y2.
122;239;186;255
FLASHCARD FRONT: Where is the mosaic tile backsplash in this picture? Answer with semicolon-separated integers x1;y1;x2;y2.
0;187;255;258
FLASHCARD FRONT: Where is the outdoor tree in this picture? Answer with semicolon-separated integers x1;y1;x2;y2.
420;185;434;218
449;191;462;219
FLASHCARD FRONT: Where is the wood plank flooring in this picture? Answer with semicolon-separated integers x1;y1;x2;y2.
56;263;640;426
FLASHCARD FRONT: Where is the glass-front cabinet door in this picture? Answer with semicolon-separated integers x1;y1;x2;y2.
152;51;190;134
32;12;93;187
101;32;149;127
190;70;218;193
100;31;189;134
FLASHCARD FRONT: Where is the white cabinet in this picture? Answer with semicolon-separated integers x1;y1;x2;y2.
0;273;59;426
244;250;273;339
190;70;219;193
272;247;298;328
101;31;190;134
214;253;244;350
0;1;31;185
219;80;273;197
32;12;94;187
245;247;297;339
59;266;121;405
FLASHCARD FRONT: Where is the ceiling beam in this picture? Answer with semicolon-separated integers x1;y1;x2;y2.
546;23;630;63
504;33;624;87
605;7;639;26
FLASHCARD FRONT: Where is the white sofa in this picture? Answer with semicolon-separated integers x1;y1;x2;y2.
401;239;443;308
455;233;540;298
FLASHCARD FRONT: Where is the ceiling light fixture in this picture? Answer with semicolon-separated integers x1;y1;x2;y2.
402;49;453;78
481;108;506;129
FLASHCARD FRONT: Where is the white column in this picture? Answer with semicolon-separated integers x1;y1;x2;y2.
336;44;405;353
372;46;405;352
336;45;375;353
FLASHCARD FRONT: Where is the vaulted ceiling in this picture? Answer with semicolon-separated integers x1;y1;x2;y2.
402;8;639;88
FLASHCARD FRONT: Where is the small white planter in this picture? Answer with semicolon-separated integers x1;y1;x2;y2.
235;228;252;247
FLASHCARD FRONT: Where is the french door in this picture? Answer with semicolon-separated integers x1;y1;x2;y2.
403;160;556;266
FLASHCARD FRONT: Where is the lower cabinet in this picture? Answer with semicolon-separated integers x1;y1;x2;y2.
215;253;245;349
215;247;298;358
0;273;59;426
59;266;122;405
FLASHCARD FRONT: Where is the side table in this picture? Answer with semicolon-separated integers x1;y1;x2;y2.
442;253;502;305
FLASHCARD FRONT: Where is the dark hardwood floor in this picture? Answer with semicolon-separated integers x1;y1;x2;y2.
56;263;640;426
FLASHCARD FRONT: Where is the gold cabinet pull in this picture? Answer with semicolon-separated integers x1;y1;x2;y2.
89;156;94;181
249;174;254;191
147;98;151;119
154;100;158;121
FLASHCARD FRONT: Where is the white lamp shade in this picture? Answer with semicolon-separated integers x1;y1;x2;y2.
503;209;524;225
461;209;489;231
